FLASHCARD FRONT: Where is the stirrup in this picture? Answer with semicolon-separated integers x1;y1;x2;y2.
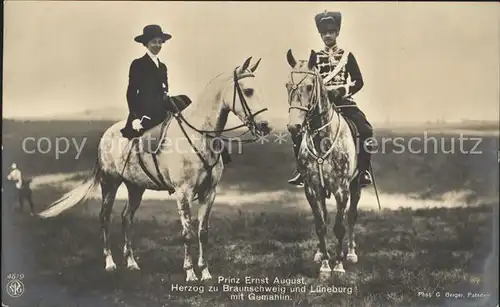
360;171;372;187
288;171;304;187
364;139;378;151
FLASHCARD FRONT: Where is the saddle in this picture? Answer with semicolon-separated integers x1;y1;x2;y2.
139;115;172;154
165;95;192;113
338;112;359;150
336;109;361;170
139;95;193;154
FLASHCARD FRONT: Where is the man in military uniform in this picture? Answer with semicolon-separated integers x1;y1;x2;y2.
121;25;231;163
288;10;374;187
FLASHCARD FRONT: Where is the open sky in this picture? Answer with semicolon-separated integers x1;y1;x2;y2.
3;2;499;125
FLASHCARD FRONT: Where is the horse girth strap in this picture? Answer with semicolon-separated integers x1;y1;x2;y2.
176;117;222;170
151;154;169;188
138;153;169;190
132;125;220;183
121;138;170;189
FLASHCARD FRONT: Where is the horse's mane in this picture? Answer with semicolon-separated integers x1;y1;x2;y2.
315;69;330;108
295;60;330;108
197;71;233;105
309;66;335;129
180;69;235;122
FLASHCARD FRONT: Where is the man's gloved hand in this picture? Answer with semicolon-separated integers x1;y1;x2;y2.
162;91;169;102
331;87;347;100
132;119;143;131
337;87;347;98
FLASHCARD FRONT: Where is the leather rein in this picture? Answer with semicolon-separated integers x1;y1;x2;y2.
287;69;344;189
170;68;268;143
287;70;340;138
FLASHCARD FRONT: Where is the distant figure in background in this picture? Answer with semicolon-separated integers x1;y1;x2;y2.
7;163;35;215
121;24;174;138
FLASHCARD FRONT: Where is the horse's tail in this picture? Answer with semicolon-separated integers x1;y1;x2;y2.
38;159;102;218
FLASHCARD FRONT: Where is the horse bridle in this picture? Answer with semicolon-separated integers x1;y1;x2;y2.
288;71;317;113
287;70;338;136
171;68;268;141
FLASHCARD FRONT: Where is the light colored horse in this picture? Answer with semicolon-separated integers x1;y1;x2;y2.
38;57;273;282
286;50;362;275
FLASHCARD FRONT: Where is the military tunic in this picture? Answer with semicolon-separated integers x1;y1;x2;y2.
316;45;374;172
315;46;364;102
289;9;374;184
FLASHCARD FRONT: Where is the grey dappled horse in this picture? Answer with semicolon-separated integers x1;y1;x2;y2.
38;57;272;282
286;49;362;274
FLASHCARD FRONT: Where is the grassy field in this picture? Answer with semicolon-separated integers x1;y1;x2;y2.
1;119;499;307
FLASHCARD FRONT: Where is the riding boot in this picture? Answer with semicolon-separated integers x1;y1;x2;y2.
288;132;304;186
358;137;374;187
221;144;232;164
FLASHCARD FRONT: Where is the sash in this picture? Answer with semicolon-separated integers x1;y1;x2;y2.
322;49;350;85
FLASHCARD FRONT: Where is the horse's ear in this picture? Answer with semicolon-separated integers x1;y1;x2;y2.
286;49;297;68
308;50;317;70
249;58;262;73
240;57;252;73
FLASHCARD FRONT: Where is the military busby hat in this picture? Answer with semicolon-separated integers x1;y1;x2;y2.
134;24;172;44
315;10;342;33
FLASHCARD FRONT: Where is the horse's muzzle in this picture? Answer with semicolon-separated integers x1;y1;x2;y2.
256;121;271;136
287;123;301;135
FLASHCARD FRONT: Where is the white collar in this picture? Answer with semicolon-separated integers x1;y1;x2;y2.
146;49;160;67
324;44;339;54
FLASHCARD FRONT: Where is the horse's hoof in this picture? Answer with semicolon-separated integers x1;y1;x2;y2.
201;268;212;281
126;256;141;270
186;276;198;282
105;263;117;272
186;269;198;282
314;252;323;263
319;271;331;281
127;260;141;271
320;260;332;272
105;257;117;272
333;263;345;274
346;253;358;264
